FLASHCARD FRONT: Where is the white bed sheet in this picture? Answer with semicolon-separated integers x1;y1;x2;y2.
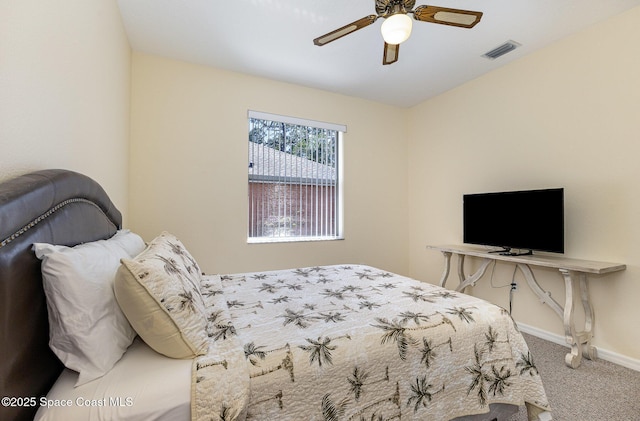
34;337;191;421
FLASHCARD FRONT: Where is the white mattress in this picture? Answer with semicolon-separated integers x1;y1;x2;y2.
34;337;191;421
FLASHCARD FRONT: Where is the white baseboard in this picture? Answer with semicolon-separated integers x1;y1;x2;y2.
517;322;640;372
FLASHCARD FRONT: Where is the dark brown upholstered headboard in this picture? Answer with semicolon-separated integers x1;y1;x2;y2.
0;169;122;421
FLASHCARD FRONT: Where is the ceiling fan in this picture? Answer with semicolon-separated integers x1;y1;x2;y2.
313;0;483;65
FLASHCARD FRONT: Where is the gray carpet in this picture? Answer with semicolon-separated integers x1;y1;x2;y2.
507;333;640;420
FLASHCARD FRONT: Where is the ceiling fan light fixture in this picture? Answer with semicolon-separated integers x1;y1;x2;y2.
313;2;484;65
381;13;413;44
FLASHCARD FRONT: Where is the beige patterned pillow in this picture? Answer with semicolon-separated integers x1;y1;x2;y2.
114;232;209;358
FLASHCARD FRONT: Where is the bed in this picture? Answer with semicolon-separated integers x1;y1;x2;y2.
0;169;552;421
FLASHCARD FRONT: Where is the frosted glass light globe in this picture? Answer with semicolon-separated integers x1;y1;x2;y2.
381;14;413;44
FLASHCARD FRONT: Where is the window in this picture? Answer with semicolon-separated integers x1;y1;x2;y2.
248;111;345;243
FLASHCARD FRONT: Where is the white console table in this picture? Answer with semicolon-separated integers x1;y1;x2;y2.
427;245;625;368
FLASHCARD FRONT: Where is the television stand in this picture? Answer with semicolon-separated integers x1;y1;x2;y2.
427;245;626;368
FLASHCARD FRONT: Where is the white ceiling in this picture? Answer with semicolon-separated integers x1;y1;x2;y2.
117;0;640;108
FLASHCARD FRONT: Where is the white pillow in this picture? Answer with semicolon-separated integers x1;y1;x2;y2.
114;232;209;359
33;229;146;386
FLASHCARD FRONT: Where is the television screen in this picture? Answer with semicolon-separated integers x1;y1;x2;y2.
463;188;564;254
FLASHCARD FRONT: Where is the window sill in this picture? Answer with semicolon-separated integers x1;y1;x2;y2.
248;236;344;244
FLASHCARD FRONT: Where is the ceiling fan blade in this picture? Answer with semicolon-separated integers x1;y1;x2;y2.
413;5;483;28
383;42;399;65
313;15;378;46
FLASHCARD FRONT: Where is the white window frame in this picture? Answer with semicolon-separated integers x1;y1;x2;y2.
247;110;345;243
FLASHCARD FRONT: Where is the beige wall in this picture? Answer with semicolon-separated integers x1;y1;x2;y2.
407;6;640;361
0;0;131;213
129;53;409;275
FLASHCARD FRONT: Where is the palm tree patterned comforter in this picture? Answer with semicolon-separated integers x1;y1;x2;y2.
192;265;551;421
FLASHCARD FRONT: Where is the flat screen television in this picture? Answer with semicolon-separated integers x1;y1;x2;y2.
463;188;564;255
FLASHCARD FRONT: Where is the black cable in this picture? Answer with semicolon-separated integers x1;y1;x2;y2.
509;265;517;314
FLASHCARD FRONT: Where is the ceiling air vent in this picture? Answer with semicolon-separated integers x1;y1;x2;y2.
482;40;521;60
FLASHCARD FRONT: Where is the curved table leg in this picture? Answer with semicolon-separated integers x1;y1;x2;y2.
559;269;597;368
435;253;492;293
438;251;452;288
455;258;492;292
578;272;598;361
517;264;564;320
457;254;466;286
560;269;581;368
520;264;595;368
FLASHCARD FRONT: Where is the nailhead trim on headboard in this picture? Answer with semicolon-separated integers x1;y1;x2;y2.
0;198;115;248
